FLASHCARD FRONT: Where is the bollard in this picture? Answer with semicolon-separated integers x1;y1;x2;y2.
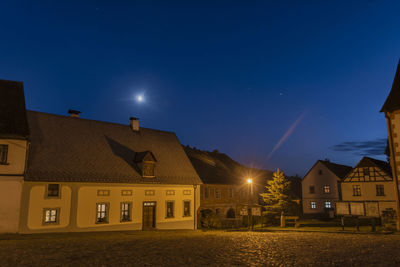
280;211;285;228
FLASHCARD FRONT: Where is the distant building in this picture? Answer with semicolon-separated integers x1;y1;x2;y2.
381;60;400;221
302;160;352;217
184;147;271;226
341;157;396;216
0;79;202;233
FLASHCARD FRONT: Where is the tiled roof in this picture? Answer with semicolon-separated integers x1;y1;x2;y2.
381;60;400;113
320;160;353;179
25;111;202;185
184;146;272;185
355;156;392;175
0;79;29;139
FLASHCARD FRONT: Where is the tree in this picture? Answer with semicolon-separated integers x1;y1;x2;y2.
260;169;297;216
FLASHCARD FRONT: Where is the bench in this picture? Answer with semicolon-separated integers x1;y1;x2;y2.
281;215;300;228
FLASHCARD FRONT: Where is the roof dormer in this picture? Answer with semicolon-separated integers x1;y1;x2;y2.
134;151;157;178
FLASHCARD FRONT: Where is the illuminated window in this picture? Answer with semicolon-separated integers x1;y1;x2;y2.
353;185;361;196
229;188;233;199
166;190;175;195
204;187;209;199
215;188;221;199
309;186;315;194
47;184;60;198
323;185;331;194
97;190;110;196
121;190;132;196
43;208;59;224
143;162;155;177
166;201;174;218
0;144;8;164
183;201;191;217
96;203;109;223
310;201;316;209
376;185;385;196
325;201;331;208
121;202;131;222
363;168;370;176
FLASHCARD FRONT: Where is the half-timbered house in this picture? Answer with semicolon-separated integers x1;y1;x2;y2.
341;157;396;216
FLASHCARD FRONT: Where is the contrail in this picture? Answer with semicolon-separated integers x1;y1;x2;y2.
266;111;307;161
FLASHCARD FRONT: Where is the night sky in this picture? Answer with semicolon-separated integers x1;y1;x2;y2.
1;1;399;176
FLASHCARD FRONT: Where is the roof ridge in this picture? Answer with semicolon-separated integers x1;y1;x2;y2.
27;110;175;135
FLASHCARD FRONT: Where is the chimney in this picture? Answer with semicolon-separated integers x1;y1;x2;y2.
68;109;81;118
130;117;139;131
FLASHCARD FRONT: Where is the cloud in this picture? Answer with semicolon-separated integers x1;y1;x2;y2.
331;138;387;156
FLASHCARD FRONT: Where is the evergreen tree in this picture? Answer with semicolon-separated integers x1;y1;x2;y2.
260;169;296;215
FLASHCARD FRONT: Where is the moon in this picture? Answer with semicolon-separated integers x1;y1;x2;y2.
136;94;144;102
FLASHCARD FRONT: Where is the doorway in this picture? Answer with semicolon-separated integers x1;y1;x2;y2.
142;202;156;229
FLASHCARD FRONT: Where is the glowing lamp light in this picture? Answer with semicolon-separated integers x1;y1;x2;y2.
247;178;253;184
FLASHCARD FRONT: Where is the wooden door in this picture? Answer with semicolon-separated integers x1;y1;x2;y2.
142;202;156;229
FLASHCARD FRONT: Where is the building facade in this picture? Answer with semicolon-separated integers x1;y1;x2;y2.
381;60;400;224
302;160;352;217
340;157;396;216
0;79;202;233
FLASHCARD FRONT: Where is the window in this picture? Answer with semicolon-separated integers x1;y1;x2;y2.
310;201;316;209
183;190;191;195
363;167;370;176
96;203;109;223
47;184;60;198
309;186;315;194
166;201;174;218
143;162;155;177
376;185;385;196
325;201;331;208
323;185;331;194
183;201;191;217
204;187;209;199
166;190;175;196
121;190;132;196
145;190;155;196
0;144;8;164
97;190;110;196
318;170;323;175
43;208;59;224
353;185;361;196
215;188;221;199
229;188;233;199
120;202;131;222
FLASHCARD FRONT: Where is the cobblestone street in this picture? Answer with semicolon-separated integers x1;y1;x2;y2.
1;230;400;266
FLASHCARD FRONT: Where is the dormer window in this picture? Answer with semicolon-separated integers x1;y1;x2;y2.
0;144;8;165
143;162;155;177
134;151;157;178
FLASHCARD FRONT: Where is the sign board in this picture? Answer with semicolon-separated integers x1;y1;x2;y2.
252;207;261;216
365;202;380;218
350;202;365;216
336;202;350;215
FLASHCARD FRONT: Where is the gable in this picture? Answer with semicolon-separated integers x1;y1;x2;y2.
344;166;392;182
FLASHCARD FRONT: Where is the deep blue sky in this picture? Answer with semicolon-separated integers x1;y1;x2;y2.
1;1;399;176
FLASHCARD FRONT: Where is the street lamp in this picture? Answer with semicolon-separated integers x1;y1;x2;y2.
247;178;253;230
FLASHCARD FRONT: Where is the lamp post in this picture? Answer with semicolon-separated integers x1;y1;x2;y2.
247;178;253;230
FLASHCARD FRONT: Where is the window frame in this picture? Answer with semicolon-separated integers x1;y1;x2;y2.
309;186;315;194
142;161;156;178
324;201;331;209
215;188;221;199
0;144;8;165
42;208;60;225
352;185;361;196
310;201;316;209
376;184;385;196
363;167;370;176
45;184;61;199
183;200;191;217
165;200;175;219
120;202;132;222
95;202;110;224
323;185;331;194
